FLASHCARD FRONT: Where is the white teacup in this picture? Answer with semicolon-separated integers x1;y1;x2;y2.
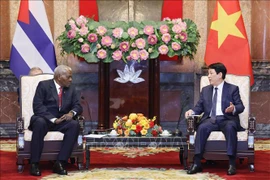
162;130;169;135
110;130;117;135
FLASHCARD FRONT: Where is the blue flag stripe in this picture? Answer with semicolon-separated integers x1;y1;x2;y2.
10;45;32;79
18;11;56;69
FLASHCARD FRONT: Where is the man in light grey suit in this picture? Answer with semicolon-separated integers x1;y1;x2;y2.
29;65;82;176
185;62;245;175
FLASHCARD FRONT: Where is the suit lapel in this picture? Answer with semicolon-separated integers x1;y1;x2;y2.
50;80;59;105
221;82;228;112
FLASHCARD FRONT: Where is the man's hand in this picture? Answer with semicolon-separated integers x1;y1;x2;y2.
225;102;235;113
55;115;66;124
65;112;74;121
185;109;194;119
54;112;73;124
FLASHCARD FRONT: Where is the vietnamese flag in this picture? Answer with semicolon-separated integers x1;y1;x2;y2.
204;0;254;85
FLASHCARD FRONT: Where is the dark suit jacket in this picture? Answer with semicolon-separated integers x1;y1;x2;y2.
29;79;82;129
192;81;245;131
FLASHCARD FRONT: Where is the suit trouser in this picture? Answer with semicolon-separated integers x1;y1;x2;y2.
30;117;80;163
194;117;238;157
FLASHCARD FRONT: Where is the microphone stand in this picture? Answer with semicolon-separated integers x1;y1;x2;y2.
81;96;93;134
175;95;190;136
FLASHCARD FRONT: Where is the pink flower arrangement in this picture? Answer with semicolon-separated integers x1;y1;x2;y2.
57;16;200;63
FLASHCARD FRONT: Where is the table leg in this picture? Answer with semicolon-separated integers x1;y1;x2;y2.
179;146;188;170
179;147;184;165
183;145;188;170
85;144;90;169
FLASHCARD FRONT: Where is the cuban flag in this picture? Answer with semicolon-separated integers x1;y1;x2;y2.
10;0;56;79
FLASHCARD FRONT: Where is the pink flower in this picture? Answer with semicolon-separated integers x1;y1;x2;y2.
162;17;171;21
130;50;140;60
97;49;107;59
126;56;132;61
139;50;149;60
147;35;158;45
67;30;76;39
172;24;183;33
135;38;146;49
112;50;122;61
81;43;90;53
68;19;75;25
131;42;136;48
79;24;89;36
160;25;169;34
172;18;182;24
143;25;154;35
76;15;87;26
178;21;187;31
158;45;169;55
87;33;98;43
119;42;129;52
179;32;188;42
96;26;107;36
96;43;101;49
70;23;78;31
101;36;113;47
112;28;123;38
162;33;171;44
171;42;181;51
78;38;84;43
127;27;138;38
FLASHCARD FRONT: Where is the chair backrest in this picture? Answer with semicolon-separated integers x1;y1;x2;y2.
200;74;250;129
20;74;54;129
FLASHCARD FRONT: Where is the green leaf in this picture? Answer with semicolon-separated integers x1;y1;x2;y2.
150;50;159;59
83;53;99;63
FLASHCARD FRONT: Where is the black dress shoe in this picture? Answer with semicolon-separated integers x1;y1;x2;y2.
30;163;41;176
53;161;67;175
227;165;236;175
187;164;203;174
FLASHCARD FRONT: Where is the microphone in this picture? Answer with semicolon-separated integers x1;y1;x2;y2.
81;95;93;134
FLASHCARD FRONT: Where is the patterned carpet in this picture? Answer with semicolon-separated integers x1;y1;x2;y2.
1;139;269;180
42;168;224;180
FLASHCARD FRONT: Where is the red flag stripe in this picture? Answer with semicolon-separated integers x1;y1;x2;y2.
79;0;99;21
18;0;29;24
161;0;183;20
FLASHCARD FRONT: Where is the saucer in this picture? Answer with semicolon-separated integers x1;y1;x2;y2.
160;134;172;137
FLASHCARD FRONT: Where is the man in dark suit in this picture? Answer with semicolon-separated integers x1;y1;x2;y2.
185;62;245;175
29;65;82;176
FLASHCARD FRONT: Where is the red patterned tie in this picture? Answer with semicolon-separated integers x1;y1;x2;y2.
58;87;63;109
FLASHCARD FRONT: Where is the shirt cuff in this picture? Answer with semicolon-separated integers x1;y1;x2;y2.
233;107;236;115
50;118;57;123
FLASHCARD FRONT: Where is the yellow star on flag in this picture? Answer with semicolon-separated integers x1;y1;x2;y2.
211;2;245;48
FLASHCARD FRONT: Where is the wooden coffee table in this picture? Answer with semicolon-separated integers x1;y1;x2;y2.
84;135;188;169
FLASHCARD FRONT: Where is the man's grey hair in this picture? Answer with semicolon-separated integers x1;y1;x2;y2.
28;67;43;76
54;65;72;78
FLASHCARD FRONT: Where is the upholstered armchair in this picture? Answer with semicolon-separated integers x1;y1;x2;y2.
16;74;84;172
187;74;256;171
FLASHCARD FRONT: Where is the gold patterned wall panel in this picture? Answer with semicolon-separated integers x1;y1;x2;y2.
251;0;270;61
0;1;10;60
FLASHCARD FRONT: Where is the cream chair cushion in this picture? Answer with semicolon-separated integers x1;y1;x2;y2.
20;74;64;141
199;74;250;141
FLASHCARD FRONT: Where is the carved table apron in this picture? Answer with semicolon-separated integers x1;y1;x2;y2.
85;136;188;169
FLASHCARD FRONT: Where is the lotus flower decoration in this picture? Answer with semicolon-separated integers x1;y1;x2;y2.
114;63;145;84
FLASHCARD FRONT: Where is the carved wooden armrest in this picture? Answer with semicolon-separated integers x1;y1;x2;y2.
247;116;256;149
187;116;195;134
16;117;25;150
75;115;85;147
